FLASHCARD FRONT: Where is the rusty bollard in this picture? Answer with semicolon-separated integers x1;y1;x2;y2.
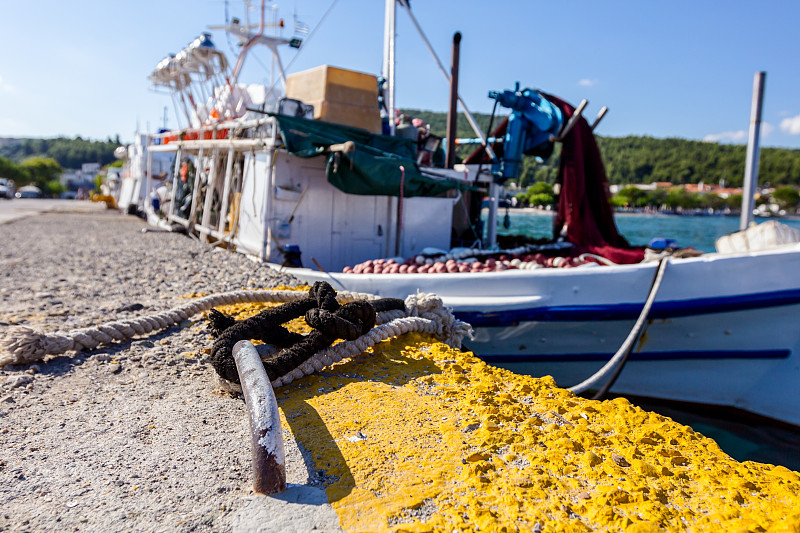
233;340;286;495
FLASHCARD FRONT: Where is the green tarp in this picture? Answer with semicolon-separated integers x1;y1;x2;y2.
272;114;475;198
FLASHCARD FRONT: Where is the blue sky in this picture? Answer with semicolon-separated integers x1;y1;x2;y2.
2;0;800;148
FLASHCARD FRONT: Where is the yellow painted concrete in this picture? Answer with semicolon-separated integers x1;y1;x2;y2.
216;299;800;532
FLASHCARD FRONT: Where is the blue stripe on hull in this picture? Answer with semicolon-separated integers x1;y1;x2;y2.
477;349;791;363
455;288;800;326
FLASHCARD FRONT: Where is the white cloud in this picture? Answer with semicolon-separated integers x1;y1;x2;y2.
0;75;15;94
703;130;747;143
780;114;800;135
704;122;774;143
578;78;596;87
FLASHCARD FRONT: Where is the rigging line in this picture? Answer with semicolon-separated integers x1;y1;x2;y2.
283;0;339;72
224;0;239;58
251;53;272;80
477;99;499;181
261;0;340;97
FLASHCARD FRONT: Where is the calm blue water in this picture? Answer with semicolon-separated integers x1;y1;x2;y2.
484;210;800;471
492;210;800;253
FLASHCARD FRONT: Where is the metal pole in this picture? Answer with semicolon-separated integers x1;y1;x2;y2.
387;0;397;136
232;340;286;495
590;106;608;131
145;141;153;214
178;90;193;125
486;182;501;248
263;124;278;261
171;95;183;129
398;1;496;161
382;0;391;93
395;165;405;256
218;147;236;234
551;99;589;142
740;71;766;231
445;32;461;169
200;150;219;231
268;44;288;89
168;146;182;221
188;148;204;228
381;0;394;105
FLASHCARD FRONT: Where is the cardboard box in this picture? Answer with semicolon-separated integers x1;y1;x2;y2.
286;65;381;133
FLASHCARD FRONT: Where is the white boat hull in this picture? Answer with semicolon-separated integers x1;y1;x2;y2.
285;244;800;426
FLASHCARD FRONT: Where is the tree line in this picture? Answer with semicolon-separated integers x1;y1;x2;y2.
0;136;121;169
401;108;800;189
513;181;800;213
0;136;121;195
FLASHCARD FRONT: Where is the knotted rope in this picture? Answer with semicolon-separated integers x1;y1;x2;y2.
0;288;380;367
208;281;407;383
210;288;473;390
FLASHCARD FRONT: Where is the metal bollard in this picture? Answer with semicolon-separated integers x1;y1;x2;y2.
233;340;286;495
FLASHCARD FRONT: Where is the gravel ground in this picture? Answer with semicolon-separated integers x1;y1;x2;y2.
0;210;341;532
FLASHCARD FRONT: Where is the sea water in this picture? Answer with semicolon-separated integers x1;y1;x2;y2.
486;210;800;471
493;209;800;253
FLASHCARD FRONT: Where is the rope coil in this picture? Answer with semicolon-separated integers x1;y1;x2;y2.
206;282;473;387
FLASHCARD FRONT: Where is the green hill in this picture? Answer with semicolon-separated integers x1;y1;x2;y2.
400;108;800;188
0;136;120;170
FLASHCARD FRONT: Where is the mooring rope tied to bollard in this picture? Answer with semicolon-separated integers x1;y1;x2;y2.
0;284;473;392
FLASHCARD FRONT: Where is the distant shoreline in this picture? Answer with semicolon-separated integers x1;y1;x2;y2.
485;207;800;221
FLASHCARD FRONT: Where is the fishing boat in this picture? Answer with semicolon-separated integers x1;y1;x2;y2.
115;0;800;427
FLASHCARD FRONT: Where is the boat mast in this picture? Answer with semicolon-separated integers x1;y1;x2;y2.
445;32;461;169
383;0;396;136
740;71;766;231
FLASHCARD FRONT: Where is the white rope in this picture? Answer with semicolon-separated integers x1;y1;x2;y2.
0;288;382;367
569;257;669;395
578;252;619;266
271;317;439;387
